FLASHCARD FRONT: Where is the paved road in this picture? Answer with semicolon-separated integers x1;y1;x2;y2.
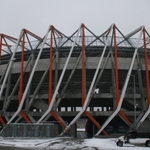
0;146;29;150
0;137;148;150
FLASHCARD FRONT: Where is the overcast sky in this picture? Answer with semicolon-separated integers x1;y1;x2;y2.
0;0;150;38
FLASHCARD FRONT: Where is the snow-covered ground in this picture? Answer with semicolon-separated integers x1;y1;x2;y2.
0;136;149;150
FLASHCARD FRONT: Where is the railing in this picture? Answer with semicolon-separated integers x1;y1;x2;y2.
1;123;60;138
2;36;150;55
0;121;77;138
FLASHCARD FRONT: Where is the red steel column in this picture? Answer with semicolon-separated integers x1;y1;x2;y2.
50;110;66;129
19;30;30;123
113;25;120;107
19;31;25;105
113;25;131;125
48;26;67;129
0;116;5;125
118;111;131;125
143;28;150;108
81;24;107;135
48;26;54;106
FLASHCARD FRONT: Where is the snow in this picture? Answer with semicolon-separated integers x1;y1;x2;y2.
0;136;149;150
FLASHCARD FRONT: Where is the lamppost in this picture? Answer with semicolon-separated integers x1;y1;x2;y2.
130;69;141;123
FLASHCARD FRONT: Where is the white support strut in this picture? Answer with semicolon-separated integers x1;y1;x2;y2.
61;24;114;134
137;108;150;129
95;27;144;136
37;24;81;123
0;30;23;99
7;26;51;124
137;27;150;128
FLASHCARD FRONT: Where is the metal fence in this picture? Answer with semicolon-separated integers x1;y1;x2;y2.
1;123;77;138
1;123;60;138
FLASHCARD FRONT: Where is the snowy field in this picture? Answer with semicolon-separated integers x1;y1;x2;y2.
0;136;149;150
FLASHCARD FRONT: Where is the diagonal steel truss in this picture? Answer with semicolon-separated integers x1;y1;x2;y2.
0;24;150;136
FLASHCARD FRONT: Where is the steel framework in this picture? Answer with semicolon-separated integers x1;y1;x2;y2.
0;24;150;136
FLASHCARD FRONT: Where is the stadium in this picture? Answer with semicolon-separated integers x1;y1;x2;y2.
0;23;150;137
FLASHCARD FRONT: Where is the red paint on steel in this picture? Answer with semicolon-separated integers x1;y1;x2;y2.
20;110;31;123
56;30;63;38
113;25;120;107
2;34;18;41
143;28;150;108
47;27;67;130
2;43;12;47
119;111;131;125
48;26;54;105
25;29;42;40
113;26;131;125
0;34;18;55
18;30;31;123
19;30;25;105
50;110;69;134
81;24;107;135
0;116;5;125
50;110;66;129
0;34;18;125
84;111;108;135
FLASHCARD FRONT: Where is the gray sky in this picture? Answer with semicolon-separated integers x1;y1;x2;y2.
0;0;150;38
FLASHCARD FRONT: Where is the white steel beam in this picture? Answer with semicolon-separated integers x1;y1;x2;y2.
136;27;150;129
125;26;143;39
95;27;143;136
28;54;56;110
5;56;32;111
7;26;51;124
137;108;150;129
41;52;82;122
0;30;23;99
37;24;81;123
61;24;114;134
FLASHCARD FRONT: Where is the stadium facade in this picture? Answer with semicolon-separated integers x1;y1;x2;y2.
0;23;150;137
